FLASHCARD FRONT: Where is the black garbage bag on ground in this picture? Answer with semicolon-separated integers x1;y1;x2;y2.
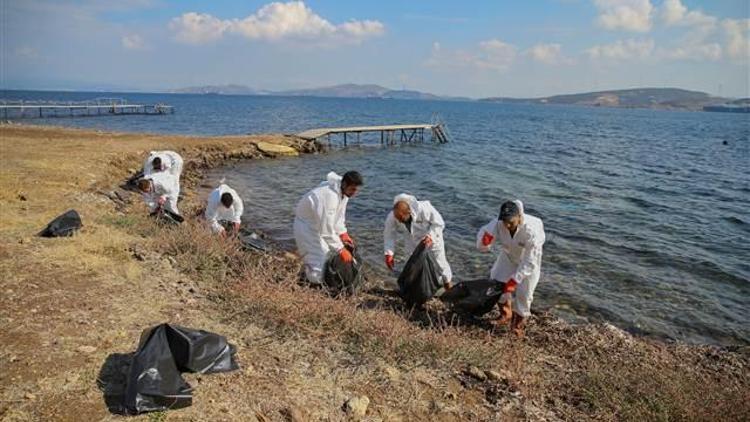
105;323;239;415
39;209;82;237
150;208;184;225
323;245;365;295
397;242;443;307
239;231;270;253
440;279;503;316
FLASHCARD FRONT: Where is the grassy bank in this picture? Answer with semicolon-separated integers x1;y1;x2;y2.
1;124;747;421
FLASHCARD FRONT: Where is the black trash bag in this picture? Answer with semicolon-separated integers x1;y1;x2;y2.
397;241;443;307
112;323;239;415
440;279;503;316
239;231;270;253
39;209;82;237
323;246;365;296
150;208;184;225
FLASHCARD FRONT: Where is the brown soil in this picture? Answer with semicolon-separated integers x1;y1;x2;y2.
1;124;748;422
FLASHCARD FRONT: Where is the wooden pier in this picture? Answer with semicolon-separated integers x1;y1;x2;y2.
0;98;174;119
296;123;449;146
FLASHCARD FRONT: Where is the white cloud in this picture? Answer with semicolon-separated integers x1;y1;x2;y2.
722;18;750;62
427;39;517;71
660;43;721;61
525;43;573;65
586;38;654;60
660;0;716;31
169;1;384;46
122;34;147;50
594;0;653;32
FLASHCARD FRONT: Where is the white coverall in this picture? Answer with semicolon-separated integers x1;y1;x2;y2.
143;150;184;181
293;172;349;284
476;200;545;317
205;184;244;234
142;172;180;215
384;194;453;282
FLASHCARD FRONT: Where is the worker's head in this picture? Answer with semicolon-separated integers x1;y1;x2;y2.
393;201;412;223
152;157;163;172
341;171;363;198
499;200;523;233
137;178;153;193
220;192;234;208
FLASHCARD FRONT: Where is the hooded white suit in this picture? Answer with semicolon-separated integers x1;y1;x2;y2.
476;200;545;317
142;172;180;215
384;194;453;282
205;184;244;234
144;150;184;181
293;172;349;284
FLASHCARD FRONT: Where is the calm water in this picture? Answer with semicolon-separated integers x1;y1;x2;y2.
5;90;750;345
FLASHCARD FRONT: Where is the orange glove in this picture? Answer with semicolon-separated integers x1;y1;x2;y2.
340;232;354;247
422;235;433;248
503;278;518;294
481;231;494;246
385;254;394;270
339;248;353;264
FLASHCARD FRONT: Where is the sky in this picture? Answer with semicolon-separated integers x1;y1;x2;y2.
2;0;749;98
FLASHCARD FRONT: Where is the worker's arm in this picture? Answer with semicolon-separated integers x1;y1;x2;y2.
143;192;158;213
512;232;543;284
205;193;223;233
476;219;497;252
334;199;347;236
423;202;445;242
232;193;244;224
383;211;398;256
315;193;344;251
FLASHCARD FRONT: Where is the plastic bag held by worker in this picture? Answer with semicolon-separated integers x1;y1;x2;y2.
39;209;82;237
440;279;503;316
397;241;443;306
323;245;365;295
119;323;239;415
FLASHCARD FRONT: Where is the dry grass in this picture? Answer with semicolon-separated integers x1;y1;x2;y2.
1;124;748;421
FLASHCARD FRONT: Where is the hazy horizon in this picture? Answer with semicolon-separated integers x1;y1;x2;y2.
3;1;749;98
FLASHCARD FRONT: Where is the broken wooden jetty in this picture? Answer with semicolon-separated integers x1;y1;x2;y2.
0;98;174;119
295;123;449;146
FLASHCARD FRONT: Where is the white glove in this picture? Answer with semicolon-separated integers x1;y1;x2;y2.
500;292;513;304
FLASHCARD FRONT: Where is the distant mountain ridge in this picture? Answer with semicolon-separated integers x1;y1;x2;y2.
171;83;468;101
480;88;727;111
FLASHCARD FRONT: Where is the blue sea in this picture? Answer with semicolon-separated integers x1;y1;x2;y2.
4;90;749;346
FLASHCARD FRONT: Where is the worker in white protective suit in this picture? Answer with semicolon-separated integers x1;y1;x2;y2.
293;171;363;284
476;200;545;336
384;194;453;289
205;183;244;236
137;172;181;216
143;150;184;182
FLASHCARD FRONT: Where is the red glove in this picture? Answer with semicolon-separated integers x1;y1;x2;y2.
422;235;433;248
340;232;354;247
385;254;394;270
339;248;353;264
503;278;518;294
481;231;494;246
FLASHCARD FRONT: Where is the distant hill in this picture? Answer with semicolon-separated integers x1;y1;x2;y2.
480;88;728;111
171;83;467;101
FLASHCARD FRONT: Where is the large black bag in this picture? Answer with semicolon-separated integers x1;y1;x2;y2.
113;323;239;415
440;279;503;316
323;246;365;296
397;242;443;307
39;209;82;237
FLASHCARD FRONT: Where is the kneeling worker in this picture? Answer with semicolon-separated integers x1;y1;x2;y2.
384;194;453;289
205;183;244;236
138;172;180;217
476;200;545;336
293;171;363;284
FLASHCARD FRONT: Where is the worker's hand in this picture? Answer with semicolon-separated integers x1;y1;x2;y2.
384;254;395;270
340;232;355;248
157;196;167;206
481;231;495;246
443;279;453;290
503;278;518;294
422;235;433;248
233;222;241;233
219;228;227;238
339;248;353;264
500;292;513;304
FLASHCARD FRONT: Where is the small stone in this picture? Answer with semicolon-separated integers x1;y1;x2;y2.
77;345;97;354
466;366;487;381
9;355;18;363
343;395;370;418
24;393;36;400
18;193;28;201
485;369;511;382
281;406;305;422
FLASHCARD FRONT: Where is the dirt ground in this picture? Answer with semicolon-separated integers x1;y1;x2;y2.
1;124;748;421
